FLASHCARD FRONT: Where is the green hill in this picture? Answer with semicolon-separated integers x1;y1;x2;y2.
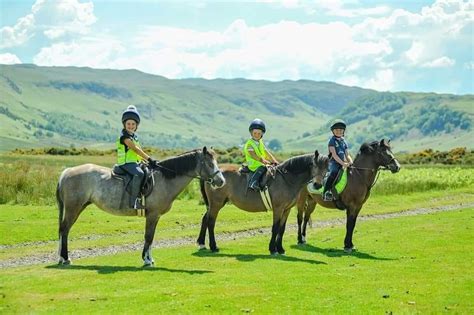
0;64;472;153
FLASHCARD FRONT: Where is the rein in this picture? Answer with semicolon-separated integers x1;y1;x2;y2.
348;165;391;190
151;158;219;184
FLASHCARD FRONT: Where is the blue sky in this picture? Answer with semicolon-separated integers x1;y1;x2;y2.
1;0;472;94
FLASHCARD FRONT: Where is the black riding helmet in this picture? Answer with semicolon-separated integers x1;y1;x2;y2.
330;119;346;131
249;118;266;133
122;105;141;125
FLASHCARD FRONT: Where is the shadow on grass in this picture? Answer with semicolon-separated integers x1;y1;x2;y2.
45;264;213;275
290;243;396;261
192;250;327;265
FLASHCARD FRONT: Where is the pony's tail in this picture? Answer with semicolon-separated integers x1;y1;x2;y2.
56;182;64;230
199;178;209;209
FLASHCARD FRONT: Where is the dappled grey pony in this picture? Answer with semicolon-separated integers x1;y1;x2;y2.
56;147;225;266
296;139;400;252
198;151;329;255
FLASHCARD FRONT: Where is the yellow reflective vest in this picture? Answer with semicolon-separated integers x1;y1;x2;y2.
116;131;142;165
244;138;269;171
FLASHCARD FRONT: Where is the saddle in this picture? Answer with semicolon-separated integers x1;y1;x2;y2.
240;164;277;212
239;164;276;190
307;168;347;210
112;163;155;198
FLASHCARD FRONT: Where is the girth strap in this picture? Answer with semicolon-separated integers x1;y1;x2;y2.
259;186;273;212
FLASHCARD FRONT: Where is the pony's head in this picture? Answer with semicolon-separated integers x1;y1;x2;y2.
311;150;329;189
198;146;226;188
360;139;400;173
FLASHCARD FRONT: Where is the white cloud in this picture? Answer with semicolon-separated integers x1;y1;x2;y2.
0;14;35;49
0;53;22;64
405;41;425;65
32;0;96;39
422;56;456;68
0;0;96;49
33;37;124;68
260;0;391;17
364;69;394;91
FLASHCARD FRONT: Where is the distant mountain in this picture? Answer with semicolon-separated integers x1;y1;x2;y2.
0;64;472;153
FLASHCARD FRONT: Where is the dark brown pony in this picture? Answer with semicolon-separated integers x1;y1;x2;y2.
56;147;225;266
296;139;400;252
198;151;329;255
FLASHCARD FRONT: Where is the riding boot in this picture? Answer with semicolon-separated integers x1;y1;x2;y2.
249;166;267;191
129;175;144;209
323;172;337;201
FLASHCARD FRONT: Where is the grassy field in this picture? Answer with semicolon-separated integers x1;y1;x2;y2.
1;209;473;313
1;153;473;313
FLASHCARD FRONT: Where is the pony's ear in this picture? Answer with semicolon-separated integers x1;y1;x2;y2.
314;150;319;159
202;146;208;154
380;139;386;147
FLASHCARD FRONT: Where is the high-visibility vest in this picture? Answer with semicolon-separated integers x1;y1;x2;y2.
244;138;269;171
116;133;141;165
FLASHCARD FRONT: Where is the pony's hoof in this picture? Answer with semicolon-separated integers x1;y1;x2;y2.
297;240;306;245
143;258;155;267
344;247;355;254
270;252;278;256
58;257;71;265
197;244;207;251
278;252;286;256
211;247;220;253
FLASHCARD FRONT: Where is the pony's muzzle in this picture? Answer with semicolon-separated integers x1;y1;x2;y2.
208;172;226;188
389;160;401;173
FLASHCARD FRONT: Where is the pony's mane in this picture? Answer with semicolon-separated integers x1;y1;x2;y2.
355;140;391;161
278;153;314;174
158;149;199;179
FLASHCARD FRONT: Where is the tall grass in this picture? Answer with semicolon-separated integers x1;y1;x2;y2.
0;157;204;205
373;167;474;195
1;154;473;205
0;161;58;204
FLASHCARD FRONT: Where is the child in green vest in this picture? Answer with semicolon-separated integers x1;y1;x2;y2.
117;105;159;209
243;118;279;191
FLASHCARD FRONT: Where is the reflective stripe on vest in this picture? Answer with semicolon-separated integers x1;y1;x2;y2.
244;139;268;172
116;136;141;165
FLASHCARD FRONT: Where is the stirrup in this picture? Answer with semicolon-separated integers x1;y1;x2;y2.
323;192;333;201
133;198;145;210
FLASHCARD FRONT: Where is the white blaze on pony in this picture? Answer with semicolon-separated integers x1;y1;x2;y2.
56;147;225;266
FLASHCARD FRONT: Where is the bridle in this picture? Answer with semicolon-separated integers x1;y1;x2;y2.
150;153;221;185
349;149;397;189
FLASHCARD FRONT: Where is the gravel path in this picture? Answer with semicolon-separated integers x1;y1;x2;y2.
1;202;472;268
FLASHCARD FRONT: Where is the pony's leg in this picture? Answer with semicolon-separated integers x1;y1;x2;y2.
296;193;306;244
276;208;291;255
58;203;83;265
343;208;361;253
302;199;317;244
206;198;226;252
58;221;71;265
268;209;281;255
197;211;209;250
142;214;160;266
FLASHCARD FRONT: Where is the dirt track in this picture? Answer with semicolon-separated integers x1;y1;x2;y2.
1;202;472;268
